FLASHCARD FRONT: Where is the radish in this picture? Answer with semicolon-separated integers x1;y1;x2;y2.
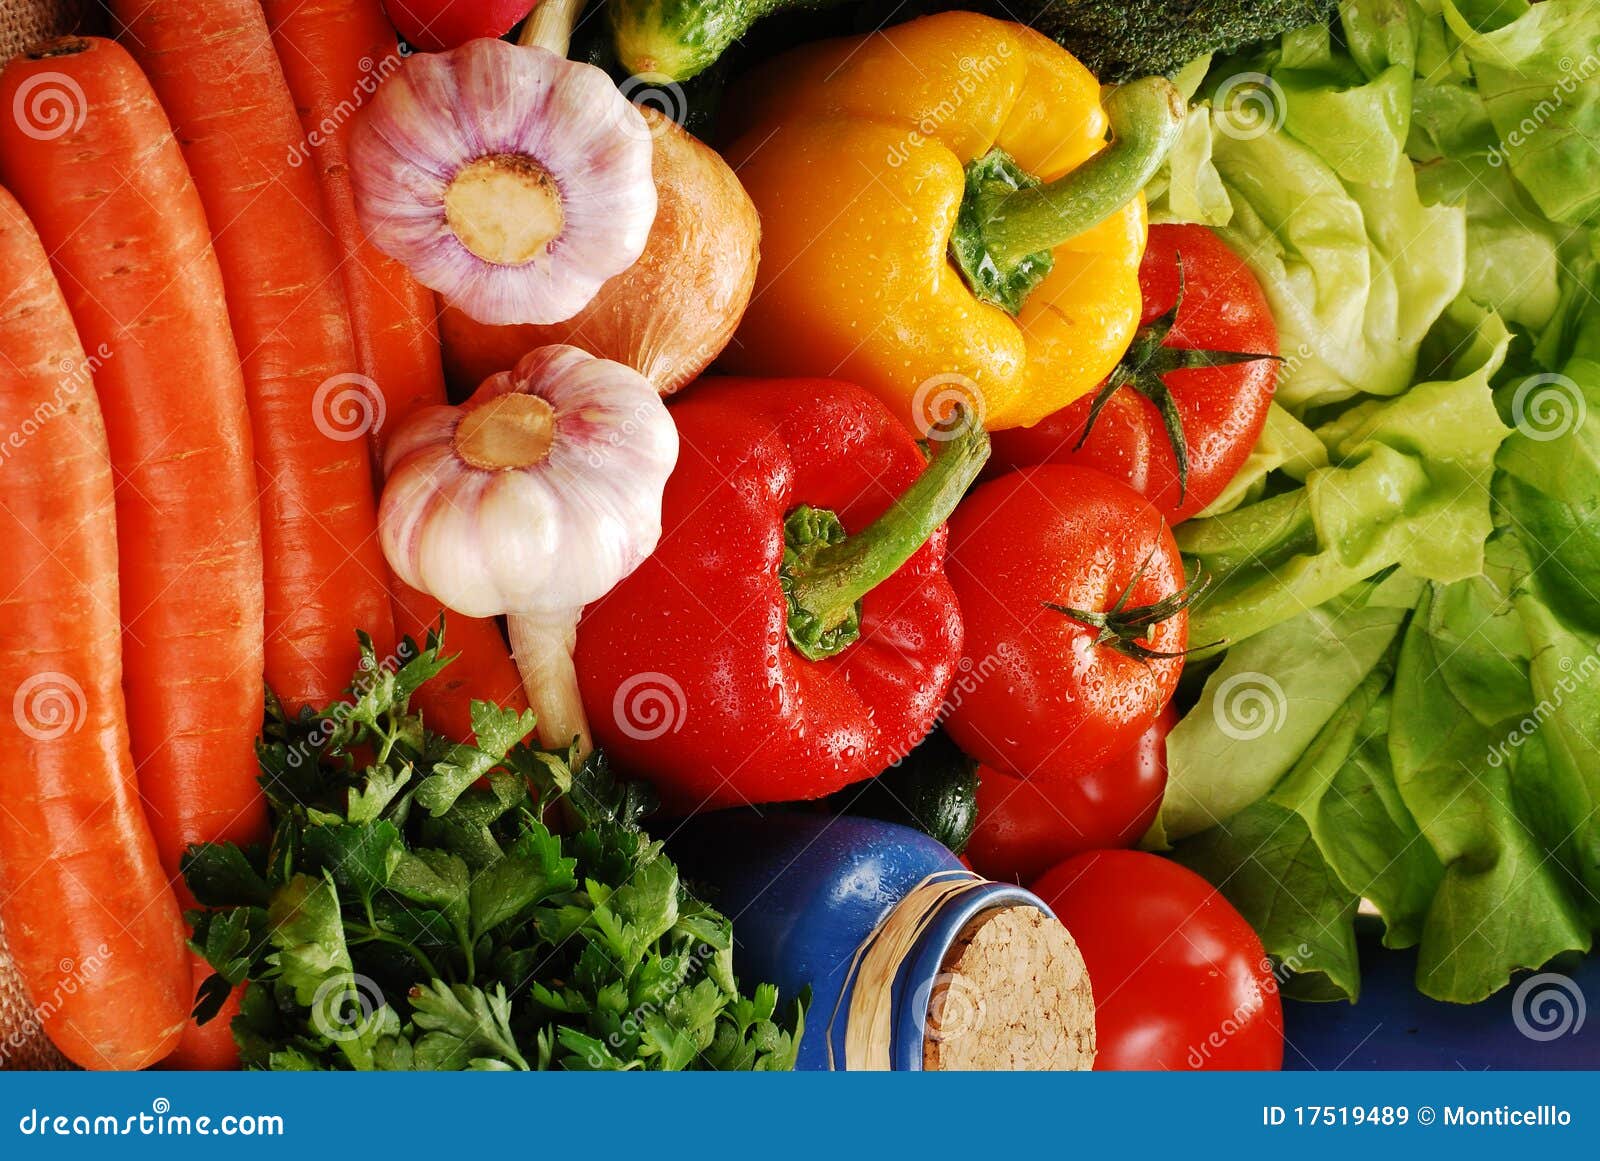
383;0;536;51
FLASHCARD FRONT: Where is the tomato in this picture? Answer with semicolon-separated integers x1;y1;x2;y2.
988;223;1279;524
942;465;1188;781
383;0;534;51
967;706;1173;883
1034;850;1283;1071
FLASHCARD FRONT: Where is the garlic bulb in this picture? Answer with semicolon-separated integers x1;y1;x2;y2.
349;39;657;327
379;344;678;750
440;107;761;398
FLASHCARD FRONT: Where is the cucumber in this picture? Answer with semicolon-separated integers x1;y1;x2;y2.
608;0;844;83
832;731;979;855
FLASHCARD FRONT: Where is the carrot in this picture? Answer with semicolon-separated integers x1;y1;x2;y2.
0;38;268;881
0;186;189;1071
110;0;397;719
262;0;527;739
156;962;244;1072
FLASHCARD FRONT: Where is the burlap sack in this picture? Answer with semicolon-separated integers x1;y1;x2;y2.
0;918;70;1070
0;0;94;61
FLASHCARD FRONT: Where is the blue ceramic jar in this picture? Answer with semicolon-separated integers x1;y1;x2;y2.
672;812;1069;1070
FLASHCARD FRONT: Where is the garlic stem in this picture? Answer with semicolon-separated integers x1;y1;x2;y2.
518;0;585;55
507;607;593;756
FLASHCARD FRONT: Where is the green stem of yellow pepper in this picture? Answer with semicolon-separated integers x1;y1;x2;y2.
950;76;1186;314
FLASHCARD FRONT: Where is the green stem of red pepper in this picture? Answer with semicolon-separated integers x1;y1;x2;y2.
783;412;990;662
949;76;1186;315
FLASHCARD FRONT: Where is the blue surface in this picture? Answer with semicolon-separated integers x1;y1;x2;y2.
1;1071;1595;1157
1285;933;1600;1070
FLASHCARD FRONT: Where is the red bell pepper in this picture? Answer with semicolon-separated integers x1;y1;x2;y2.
575;377;989;810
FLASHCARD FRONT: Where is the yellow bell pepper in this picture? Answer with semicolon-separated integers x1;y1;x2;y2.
720;12;1184;433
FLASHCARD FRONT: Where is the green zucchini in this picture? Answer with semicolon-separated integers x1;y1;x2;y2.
833;731;979;855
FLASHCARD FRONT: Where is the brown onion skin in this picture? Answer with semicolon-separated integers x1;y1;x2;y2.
441;108;759;398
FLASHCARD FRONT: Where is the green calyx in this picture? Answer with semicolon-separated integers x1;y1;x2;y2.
1045;554;1219;662
781;411;991;663
1076;260;1282;501
781;506;861;661
948;75;1187;316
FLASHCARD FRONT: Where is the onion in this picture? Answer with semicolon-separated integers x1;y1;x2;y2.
440;107;759;396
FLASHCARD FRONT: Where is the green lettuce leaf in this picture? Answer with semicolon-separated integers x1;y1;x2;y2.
1159;579;1415;843
1447;0;1600;228
1180;304;1511;648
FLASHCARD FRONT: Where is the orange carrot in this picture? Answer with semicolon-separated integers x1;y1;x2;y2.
156;961;244;1072
110;0;397;719
0;186;189;1071
0;38;268;880
262;0;527;739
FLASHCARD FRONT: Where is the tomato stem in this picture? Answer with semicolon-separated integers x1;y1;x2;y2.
1045;554;1219;662
1076;257;1282;502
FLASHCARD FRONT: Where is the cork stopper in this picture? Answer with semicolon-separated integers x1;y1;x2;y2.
922;905;1095;1071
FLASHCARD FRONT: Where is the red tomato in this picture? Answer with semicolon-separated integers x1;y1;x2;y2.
383;0;535;51
989;224;1278;524
1034;850;1283;1071
968;706;1173;883
942;465;1187;782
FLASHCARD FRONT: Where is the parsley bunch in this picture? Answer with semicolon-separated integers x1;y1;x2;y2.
184;633;803;1071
